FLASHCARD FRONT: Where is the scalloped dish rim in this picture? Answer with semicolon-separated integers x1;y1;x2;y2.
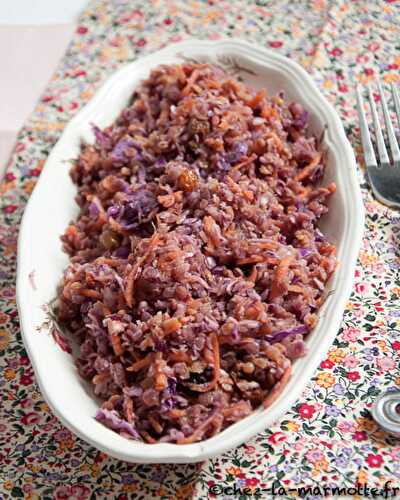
16;39;364;463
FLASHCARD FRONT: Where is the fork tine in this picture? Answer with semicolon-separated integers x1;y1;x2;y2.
368;84;390;166
378;80;400;167
392;84;400;129
356;85;377;168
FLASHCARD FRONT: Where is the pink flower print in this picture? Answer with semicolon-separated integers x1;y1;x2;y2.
343;355;358;369
367;42;380;52
293;437;307;451
342;327;359;342
337;421;356;433
305;448;325;463
377;357;396;371
355;282;368;294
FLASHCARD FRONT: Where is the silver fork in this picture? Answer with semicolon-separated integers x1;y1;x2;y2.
356;81;400;207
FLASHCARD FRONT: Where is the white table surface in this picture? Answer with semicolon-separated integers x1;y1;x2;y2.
0;0;88;178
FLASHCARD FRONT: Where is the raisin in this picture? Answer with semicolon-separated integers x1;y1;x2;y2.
189;367;213;385
178;168;199;192
188;140;199;152
100;229;120;249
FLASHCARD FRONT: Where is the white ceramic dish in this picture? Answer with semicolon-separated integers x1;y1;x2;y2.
17;39;364;463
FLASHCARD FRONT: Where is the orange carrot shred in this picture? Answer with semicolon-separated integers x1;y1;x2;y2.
126;353;154;372
249;89;267;109
177;413;223;444
295;152;322;182
110;333;123;356
182;69;200;96
124;232;161;308
141;431;157;443
229;154;257;174
169;350;192;363
269;255;293;301
92;372;110;384
162;318;182;335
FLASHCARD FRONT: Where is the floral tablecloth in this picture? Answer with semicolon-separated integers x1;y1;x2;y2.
1;0;400;498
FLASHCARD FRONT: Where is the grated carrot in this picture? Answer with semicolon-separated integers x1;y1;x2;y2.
295;152;322;182
269;255;293;301
288;284;309;297
177;413;224;444
168;409;186;418
162;318;182;335
126;353;154;372
237;255;264;265
66;224;78;237
181;69;201;96
141;431;157;443
96;257;123;267
169;350;192;363
229;154;257;174
110;332;123;356
124;232;161;308
148;415;163;434
92;372;110;384
248;89;267;109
